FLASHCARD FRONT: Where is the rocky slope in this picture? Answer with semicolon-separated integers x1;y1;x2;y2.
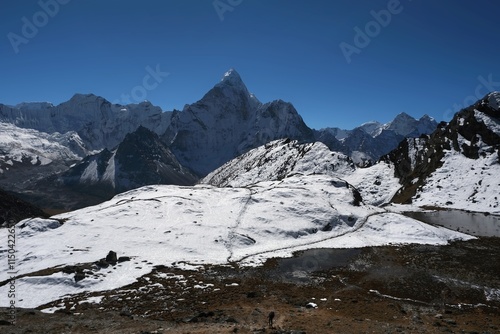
60;126;198;197
202;138;355;188
385;92;500;212
0;187;48;224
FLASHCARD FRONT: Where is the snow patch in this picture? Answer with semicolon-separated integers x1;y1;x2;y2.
412;150;500;213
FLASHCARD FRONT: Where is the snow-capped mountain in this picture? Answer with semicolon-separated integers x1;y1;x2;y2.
162;69;314;176
61;126;198;198
315;113;437;164
2;74;497;312
386;92;500;213
0;68;443;212
0;122;87;171
0;94;172;150
0;96;172;210
0;122;90;202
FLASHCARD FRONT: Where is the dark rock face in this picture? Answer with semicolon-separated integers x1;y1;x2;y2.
113;126;199;190
385;93;500;203
60;126;198;196
0;187;47;225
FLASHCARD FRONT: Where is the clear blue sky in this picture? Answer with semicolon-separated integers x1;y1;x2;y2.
1;0;499;129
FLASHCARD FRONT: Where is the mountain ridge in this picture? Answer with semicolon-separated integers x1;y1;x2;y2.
0;69;448;211
385;92;500;212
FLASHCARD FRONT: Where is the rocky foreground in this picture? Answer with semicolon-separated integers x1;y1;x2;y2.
2;238;499;334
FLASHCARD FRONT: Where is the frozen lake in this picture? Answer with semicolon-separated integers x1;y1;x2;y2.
403;210;500;237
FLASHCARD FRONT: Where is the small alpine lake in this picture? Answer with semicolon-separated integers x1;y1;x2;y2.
403;209;500;237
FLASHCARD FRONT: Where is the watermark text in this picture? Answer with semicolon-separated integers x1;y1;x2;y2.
340;0;411;64
7;0;71;54
443;74;500;120
113;64;169;105
213;0;243;21
6;219;17;325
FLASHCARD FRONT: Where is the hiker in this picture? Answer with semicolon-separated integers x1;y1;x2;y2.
268;311;275;328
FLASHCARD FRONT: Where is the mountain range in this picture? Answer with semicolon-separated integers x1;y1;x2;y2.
1;70;500;312
0;69;437;212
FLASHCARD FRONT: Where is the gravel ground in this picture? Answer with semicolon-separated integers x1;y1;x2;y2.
1;238;499;334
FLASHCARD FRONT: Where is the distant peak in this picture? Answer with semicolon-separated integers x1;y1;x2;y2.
15;101;54;110
221;68;241;82
68;93;108;105
420;114;435;122
394;112;414;120
487;91;500;110
71;93;97;99
216;68;247;90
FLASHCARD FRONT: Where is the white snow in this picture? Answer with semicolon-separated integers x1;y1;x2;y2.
487;91;500;110
80;160;99;183
79;295;104;304
0;122;85;167
102;153;117;186
412;149;500;213
344;161;401;206
475;109;500;134
0;172;472;309
203;140;355;187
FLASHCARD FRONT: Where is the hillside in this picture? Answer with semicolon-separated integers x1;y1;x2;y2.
386;92;500;213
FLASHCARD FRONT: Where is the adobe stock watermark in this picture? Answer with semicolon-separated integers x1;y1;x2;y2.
7;0;71;54
339;0;412;64
443;74;500;121
112;64;169;106
5;218;17;325
213;0;243;21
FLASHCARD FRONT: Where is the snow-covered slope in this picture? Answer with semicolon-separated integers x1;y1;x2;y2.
412;150;500;212
0;173;471;309
202;139;402;207
344;161;401;206
202;139;355;187
0;122;88;174
162;69;314;176
202;138;402;206
387;92;500;213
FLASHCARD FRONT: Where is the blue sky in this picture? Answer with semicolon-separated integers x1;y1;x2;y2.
1;0;499;130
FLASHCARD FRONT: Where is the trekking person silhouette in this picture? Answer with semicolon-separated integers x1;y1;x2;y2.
268;311;275;328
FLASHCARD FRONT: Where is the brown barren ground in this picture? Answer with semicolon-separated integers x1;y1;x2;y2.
1;238;499;334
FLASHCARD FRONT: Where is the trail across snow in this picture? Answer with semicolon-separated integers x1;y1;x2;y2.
0;174;472;309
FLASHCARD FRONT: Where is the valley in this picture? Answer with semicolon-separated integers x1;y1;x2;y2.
1;70;499;333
